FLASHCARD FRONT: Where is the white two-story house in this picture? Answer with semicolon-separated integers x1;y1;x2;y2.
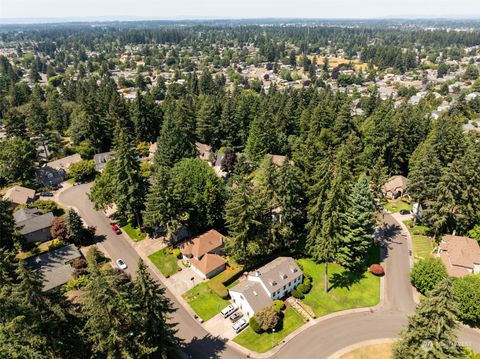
229;257;303;317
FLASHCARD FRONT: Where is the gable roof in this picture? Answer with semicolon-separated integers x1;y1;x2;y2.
47;154;82;170
439;235;480;277
93;151;115;171
3;186;36;205
27;244;81;291
229;280;273;312
15;212;54;235
382;175;408;194
251;257;302;295
190;253;226;276
180;229;224;258
13;207;42;222
195;142;212;161
35;166;67;187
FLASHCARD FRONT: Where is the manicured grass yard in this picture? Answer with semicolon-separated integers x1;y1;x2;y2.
384;200;412;213
148;248;180;277
411;235;434;259
182;282;229;321
233;308;304;353
403;220;434;260
297;250;380;317
121;223;146;241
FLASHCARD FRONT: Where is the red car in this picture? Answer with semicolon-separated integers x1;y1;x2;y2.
111;225;121;235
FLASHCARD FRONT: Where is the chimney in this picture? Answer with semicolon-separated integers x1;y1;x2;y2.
255;270;261;277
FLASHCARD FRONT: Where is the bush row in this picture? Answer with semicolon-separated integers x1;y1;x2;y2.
207;265;244;299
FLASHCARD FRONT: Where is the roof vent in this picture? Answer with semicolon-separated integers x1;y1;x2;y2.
255;270;261;277
253;291;257;296
271;280;277;286
291;267;298;273
280;273;288;280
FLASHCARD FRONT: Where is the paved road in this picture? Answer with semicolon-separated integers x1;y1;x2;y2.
59;184;480;358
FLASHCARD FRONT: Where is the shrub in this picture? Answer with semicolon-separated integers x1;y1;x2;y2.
48;239;65;251
254;306;281;331
296;283;310;294
272;300;285;313
29;200;63;216
68;160;96;182
172;248;182;259
292;288;304;299
71;258;87;270
369;264;385;276
410;258;447;295
65;275;88;291
249;316;262;334
453;275;480;327
86;246;106;268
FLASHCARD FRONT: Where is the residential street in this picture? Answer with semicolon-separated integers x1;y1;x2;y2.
58;184;480;358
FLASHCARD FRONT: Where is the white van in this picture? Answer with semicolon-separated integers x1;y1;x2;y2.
232;318;248;333
221;304;237;318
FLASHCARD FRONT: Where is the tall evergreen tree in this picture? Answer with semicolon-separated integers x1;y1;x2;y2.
393;279;465;359
131;260;180;357
65;208;84;244
225;179;269;264
112;127;147;227
337;174;376;270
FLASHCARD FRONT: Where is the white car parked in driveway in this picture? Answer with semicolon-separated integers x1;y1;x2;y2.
221;304;237;318
116;258;128;270
232;318;248;333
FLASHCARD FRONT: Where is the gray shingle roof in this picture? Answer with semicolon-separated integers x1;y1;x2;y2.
252;257;302;295
15;212;54;235
229;280;273;312
27;244;81;291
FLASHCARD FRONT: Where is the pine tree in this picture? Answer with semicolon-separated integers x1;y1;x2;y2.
65;208;84;244
393;279;465;359
225;179;269;264
153;101;195;169
245;108;277;163
274;159;305;250
112;127;146;227
337;174;375;270
131;260;180;357
195;95;220;146
0;199;15;250
143;166;180;238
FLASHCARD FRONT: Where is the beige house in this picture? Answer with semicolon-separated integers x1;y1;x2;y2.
437;235;480;277
180;229;226;279
3;186;36;205
382;175;409;199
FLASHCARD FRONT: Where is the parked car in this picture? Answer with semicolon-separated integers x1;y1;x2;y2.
232;318;248;333
399;209;411;215
220;304;237;318
111;225;121;235
40;192;53;197
229;311;243;322
116;259;127;270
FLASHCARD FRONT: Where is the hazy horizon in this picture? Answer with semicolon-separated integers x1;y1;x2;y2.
1;0;480;24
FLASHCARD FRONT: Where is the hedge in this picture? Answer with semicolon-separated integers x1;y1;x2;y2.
207;265;244;299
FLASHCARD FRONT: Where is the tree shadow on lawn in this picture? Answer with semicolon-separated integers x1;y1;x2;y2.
328;270;366;291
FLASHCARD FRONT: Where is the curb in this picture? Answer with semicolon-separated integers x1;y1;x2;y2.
326;338;397;359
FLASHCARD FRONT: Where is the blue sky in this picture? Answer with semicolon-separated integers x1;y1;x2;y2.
1;0;480;21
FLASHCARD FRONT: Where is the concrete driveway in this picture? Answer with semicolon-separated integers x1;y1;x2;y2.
166;265;204;296
204;312;239;340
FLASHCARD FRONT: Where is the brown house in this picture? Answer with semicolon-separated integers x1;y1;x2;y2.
382;175;409;199
180;229;226;279
437;235;480;277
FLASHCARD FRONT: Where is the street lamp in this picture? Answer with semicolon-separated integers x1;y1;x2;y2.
271;328;275;348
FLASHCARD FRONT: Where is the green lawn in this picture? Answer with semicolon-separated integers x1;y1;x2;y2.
121;223;146;241
182;282;229;321
412;235;434;260
148;248;180;277
403;220;434;260
384;200;412;213
233;308;304;353
297;254;380;317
